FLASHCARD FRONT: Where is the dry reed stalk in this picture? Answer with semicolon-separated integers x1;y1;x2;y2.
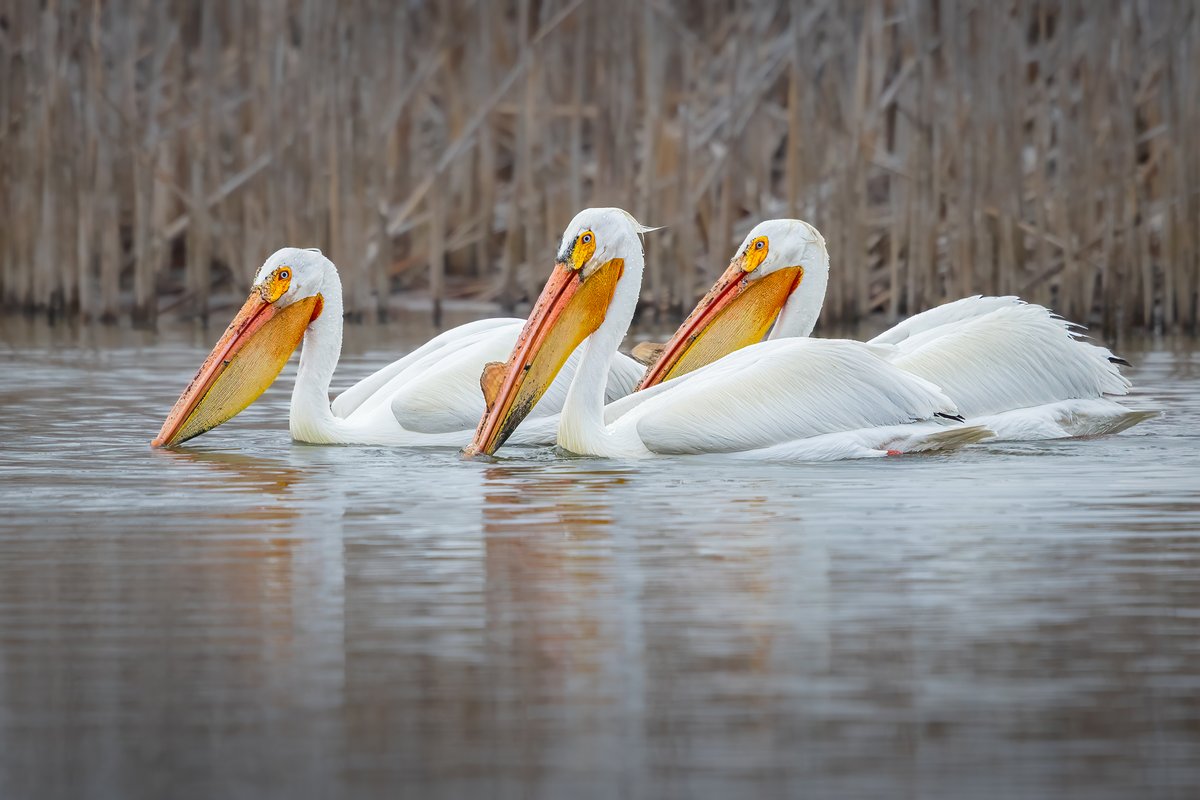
0;0;1195;334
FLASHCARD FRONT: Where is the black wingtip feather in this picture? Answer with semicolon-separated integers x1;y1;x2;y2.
936;412;966;423
1109;356;1132;367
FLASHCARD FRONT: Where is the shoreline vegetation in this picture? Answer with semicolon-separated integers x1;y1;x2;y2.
2;0;1197;334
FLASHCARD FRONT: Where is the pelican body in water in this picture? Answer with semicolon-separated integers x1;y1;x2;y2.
635;220;1154;440
152;248;642;447
464;208;990;461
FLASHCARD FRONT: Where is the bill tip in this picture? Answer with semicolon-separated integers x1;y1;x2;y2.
460;444;497;462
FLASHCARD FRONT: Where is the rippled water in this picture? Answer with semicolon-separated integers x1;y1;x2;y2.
1;316;1198;799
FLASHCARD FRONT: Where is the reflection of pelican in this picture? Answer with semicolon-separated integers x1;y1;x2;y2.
480;465;634;531
637;219;1154;439
465;208;988;461
150;447;307;495
152;248;641;447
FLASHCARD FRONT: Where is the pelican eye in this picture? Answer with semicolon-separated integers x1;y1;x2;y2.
260;266;293;303
571;230;597;271
743;236;770;271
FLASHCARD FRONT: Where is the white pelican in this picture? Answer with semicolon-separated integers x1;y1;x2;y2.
635;219;1155;439
463;208;990;461
151;247;642;447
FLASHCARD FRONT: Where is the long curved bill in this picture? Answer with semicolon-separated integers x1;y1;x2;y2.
637;257;803;389
463;258;624;458
151;291;322;447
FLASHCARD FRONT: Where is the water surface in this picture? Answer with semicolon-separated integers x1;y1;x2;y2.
1;317;1198;799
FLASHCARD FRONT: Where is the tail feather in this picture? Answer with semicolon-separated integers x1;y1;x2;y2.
1063;408;1158;437
890;424;995;454
975;400;1158;440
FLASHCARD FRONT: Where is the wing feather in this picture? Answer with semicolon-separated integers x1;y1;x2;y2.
331;318;523;418
869;295;1020;346
628;338;960;455
387;336;646;434
889;304;1129;417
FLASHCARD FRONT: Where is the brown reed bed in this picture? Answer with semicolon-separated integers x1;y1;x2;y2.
1;0;1197;334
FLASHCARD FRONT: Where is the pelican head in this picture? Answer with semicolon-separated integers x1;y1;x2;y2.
152;247;334;447
464;208;655;457
637;219;829;388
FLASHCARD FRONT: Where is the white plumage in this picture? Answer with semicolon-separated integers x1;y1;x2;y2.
859;298;1146;436
327;317;639;440
618;339;963;456
204;248;644;446
867;294;1022;346
875;300;1126;411
722;222;1155;440
484;209;989;462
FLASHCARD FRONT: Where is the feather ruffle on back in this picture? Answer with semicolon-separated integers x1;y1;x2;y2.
879;303;1128;418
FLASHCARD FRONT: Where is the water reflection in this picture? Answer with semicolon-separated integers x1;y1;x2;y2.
152;447;309;495
0;319;1198;799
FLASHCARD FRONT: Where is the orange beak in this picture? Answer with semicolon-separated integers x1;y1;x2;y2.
637;256;803;389
463;258;624;458
151;290;323;447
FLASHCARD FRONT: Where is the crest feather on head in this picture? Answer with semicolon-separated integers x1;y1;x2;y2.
614;208;664;237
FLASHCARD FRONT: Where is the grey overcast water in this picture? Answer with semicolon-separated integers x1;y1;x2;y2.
1;315;1198;800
